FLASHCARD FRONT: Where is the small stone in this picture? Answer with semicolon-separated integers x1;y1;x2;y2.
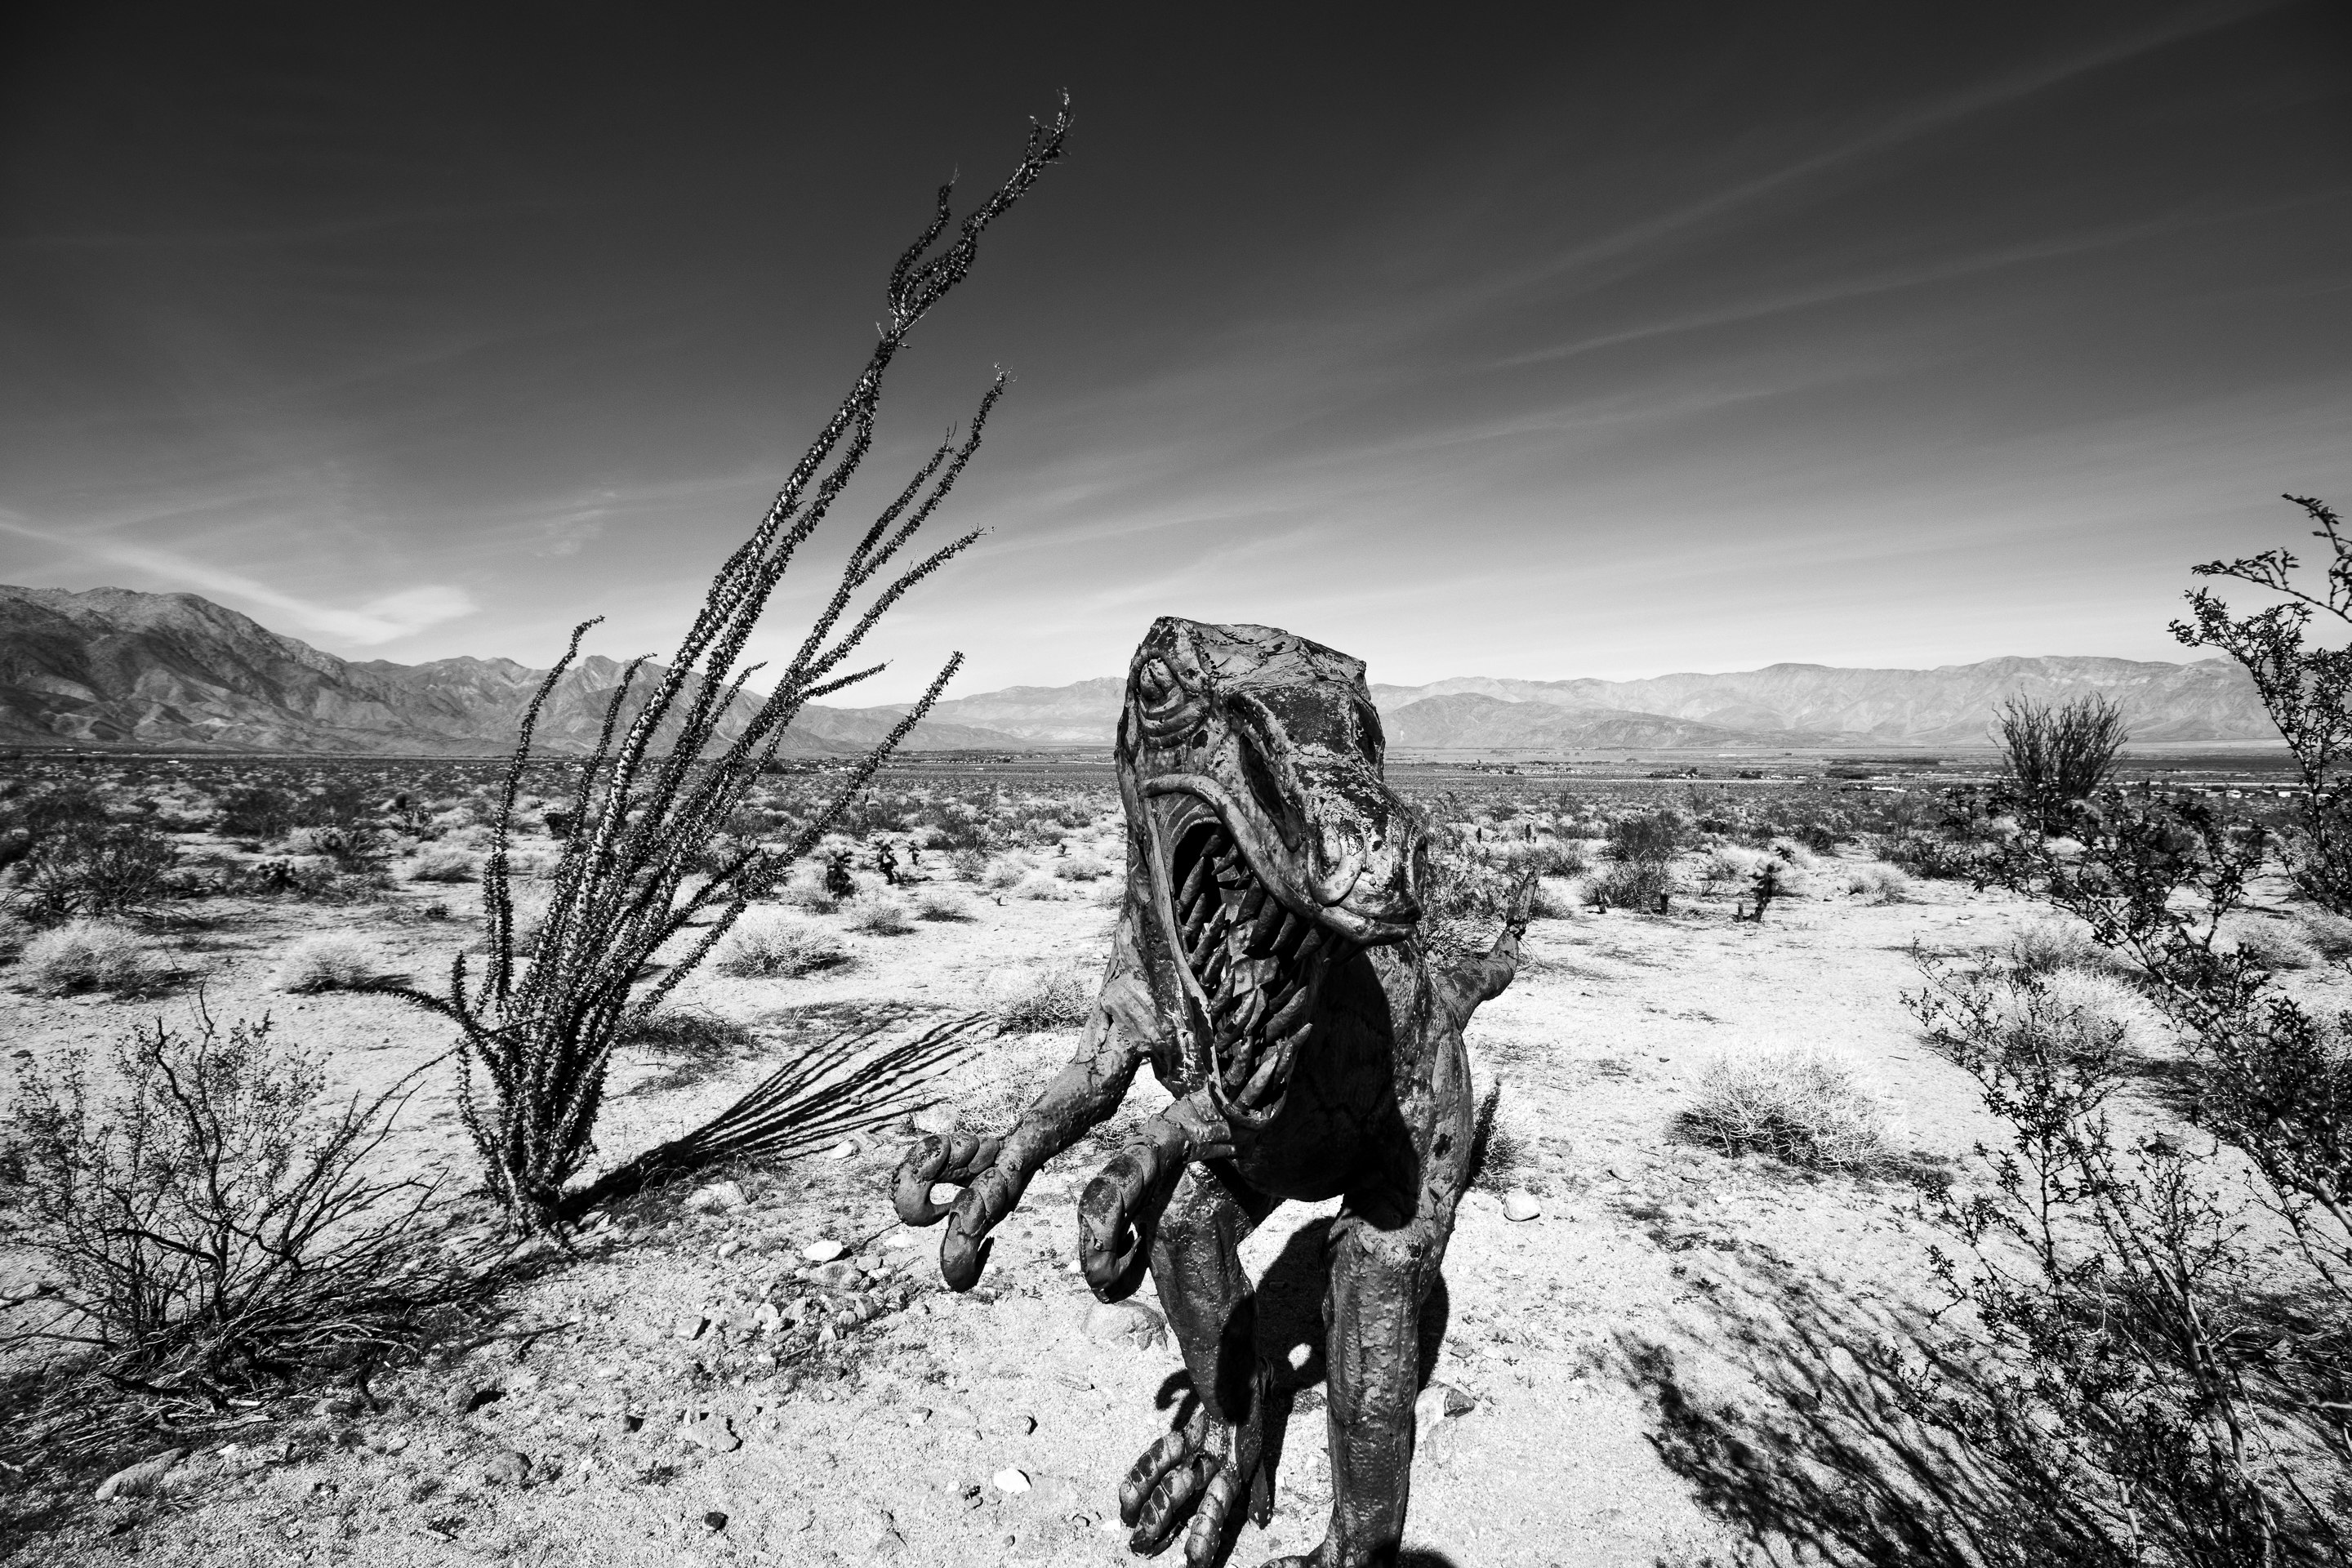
1441;1383;1476;1417
752;1302;783;1334
485;1450;532;1486
824;1139;861;1161
995;1411;1037;1437
675;1312;711;1341
1501;1190;1542;1223
992;1466;1031;1495
1082;1299;1167;1350
803;1239;847;1263
717;1240;743;1261
313;1394;364;1417
682;1414;742;1453
686;1180;748;1214
365;1430;410;1455
808;1260;862;1293
94;1448;185;1501
704;1509;729;1531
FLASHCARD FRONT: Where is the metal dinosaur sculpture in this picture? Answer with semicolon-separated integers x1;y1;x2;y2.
893;617;1531;1568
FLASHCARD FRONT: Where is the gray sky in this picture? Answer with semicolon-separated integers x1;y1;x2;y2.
2;2;2347;701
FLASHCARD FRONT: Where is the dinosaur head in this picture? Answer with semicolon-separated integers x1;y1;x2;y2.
1116;617;1425;1129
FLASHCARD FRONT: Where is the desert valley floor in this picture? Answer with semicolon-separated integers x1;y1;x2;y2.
0;761;2302;1568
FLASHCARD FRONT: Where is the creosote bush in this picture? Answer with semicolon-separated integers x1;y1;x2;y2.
0;1011;468;1390
1681;1047;1907;1171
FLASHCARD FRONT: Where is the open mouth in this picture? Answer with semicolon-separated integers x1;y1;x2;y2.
1161;798;1349;1117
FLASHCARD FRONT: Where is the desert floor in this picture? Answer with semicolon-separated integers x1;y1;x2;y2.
1;831;2153;1568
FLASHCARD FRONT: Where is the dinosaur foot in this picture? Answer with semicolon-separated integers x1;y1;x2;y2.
1120;1397;1272;1566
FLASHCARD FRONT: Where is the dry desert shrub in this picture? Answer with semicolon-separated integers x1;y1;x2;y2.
947;847;988;882
275;933;380;994
18;920;175;997
914;887;977;922
2008;918;2121;978
1589;858;1673;911
840;892;912;935
1844;862;1913;903
2230;919;2321;973
1682;1047;1908;1171
995;963;1093;1032
1526;879;1578;920
710;915;851;979
404;845;480;883
2298;906;2352;960
980;856;1026;891
1014;873;1072;901
0;1012;470;1410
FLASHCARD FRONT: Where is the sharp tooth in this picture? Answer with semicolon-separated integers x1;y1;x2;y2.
1239;885;1267;923
1238;1022;1308;1107
1293;929;1324;966
1264;981;1312;1039
1272;911;1307;960
1247;896;1285;954
1178;852;1216;910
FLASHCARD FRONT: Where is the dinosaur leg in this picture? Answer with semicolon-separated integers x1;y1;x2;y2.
1269;1079;1473;1568
1121;1162;1278;1566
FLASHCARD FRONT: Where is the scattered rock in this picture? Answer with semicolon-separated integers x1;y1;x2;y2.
485;1450;532;1486
1441;1383;1476;1417
682;1414;742;1453
1082;1299;1167;1350
994;1411;1037;1437
675;1312;711;1341
808;1260;863;1293
313;1394;364;1417
803;1239;847;1263
704;1510;729;1531
686;1180;748;1214
825;1139;862;1161
366;1430;411;1455
94;1448;185;1502
456;1383;505;1415
993;1466;1031;1495
716;1240;743;1261
752;1301;783;1334
1502;1190;1542;1222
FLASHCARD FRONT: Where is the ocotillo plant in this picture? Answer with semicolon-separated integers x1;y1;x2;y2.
378;103;1070;1232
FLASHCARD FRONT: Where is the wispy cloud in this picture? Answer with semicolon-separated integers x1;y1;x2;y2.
0;513;475;644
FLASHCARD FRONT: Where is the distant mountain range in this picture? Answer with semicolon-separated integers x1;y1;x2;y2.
0;584;2281;755
0;586;1029;755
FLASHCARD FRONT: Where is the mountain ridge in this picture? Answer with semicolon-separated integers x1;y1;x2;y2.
0;583;2281;754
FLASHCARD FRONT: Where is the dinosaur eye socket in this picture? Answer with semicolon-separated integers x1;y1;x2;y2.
1137;659;1179;708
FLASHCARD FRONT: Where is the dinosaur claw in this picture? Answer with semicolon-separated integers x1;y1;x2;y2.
893;1132;1005;1229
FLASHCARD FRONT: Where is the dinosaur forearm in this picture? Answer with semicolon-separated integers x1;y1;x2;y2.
1077;1089;1233;1302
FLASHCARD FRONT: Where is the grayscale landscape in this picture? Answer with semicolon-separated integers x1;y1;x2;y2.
1;7;2347;1568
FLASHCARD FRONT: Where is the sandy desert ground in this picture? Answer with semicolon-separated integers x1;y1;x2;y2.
0;769;2278;1568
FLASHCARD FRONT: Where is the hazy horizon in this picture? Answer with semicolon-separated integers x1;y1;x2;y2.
4;4;2348;702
